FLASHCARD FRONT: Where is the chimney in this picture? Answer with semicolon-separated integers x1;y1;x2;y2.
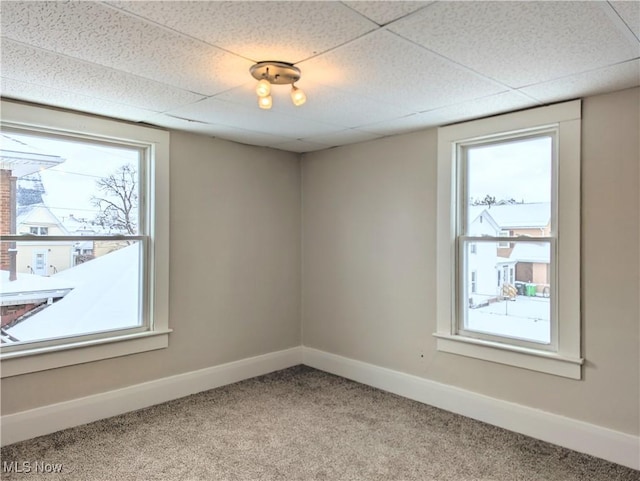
0;169;17;281
0;169;11;269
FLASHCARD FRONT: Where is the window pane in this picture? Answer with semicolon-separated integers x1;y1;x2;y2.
1;130;141;237
1;240;142;345
463;240;551;344
465;136;552;236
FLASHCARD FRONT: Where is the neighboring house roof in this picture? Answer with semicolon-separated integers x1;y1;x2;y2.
5;244;139;342
510;242;550;264
482;202;550;229
57;213;110;236
16;203;70;235
0;134;65;178
0;270;74;306
468;206;501;234
466;205;486;224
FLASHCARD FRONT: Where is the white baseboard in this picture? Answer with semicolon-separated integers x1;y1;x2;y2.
3;345;638;471
1;346;303;447
302;346;640;471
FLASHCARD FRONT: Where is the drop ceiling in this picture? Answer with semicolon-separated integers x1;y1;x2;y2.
1;1;638;153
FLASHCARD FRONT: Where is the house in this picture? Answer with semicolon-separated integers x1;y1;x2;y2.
0;1;638;473
14;203;74;276
466;207;504;306
487;202;551;293
0;136;65;278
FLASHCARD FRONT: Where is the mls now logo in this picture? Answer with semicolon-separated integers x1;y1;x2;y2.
2;461;63;473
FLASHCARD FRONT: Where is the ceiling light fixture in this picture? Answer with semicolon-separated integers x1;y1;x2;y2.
250;61;306;110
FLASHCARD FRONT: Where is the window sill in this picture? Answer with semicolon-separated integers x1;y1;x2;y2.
433;333;583;379
0;330;171;378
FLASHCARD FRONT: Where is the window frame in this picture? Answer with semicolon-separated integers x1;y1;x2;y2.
0;100;170;378
458;131;557;351
497;230;510;248
29;226;49;236
434;100;582;379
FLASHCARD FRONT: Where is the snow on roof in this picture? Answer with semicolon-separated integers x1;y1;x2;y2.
6;244;140;342
57;213;108;235
466;205;486;225
510;242;550;264
15;203;71;235
1;134;65;178
0;271;75;301
484;203;550;229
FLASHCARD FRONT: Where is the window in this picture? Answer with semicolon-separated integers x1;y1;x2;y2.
497;230;510;248
29;226;48;236
435;100;582;379
0;100;170;377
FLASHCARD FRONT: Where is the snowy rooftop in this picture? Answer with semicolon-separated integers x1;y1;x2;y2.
5;243;140;342
510;242;550;264
1;134;65;178
1;270;74;304
483;203;551;229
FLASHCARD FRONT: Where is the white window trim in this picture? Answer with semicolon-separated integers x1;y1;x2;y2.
435;100;583;379
0;100;171;378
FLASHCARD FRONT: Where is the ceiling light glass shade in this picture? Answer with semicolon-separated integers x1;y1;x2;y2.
258;95;273;110
290;85;306;106
256;79;271;97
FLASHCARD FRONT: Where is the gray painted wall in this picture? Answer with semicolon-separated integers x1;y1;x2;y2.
302;87;639;435
2;88;638;439
1;132;302;413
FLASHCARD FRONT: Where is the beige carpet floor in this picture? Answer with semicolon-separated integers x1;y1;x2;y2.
1;366;638;480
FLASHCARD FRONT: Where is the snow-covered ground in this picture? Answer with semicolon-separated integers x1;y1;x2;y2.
467;296;550;344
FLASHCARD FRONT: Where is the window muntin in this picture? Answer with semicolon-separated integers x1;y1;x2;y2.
1;128;149;351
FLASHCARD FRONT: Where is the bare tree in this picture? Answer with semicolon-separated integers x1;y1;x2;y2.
91;164;138;234
472;194;497;207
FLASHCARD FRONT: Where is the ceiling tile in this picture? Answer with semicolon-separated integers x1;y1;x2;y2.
357;91;539;135
162;97;340;139
519;60;640;103
610;0;640;39
107;1;377;63
353;114;432;137
218;80;411;129
273;139;331;153
301;129;381;148
1;40;204;112
411;91;541;127
0;1;251;95
342;1;433;26
142;113;294;148
389;1;640;88
1;78;157;122
299;30;505;112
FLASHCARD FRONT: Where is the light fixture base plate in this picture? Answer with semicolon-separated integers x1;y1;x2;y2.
250;61;301;85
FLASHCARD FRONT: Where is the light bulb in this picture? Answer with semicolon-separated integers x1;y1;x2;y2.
256;79;271;97
290;85;306;106
258;95;272;110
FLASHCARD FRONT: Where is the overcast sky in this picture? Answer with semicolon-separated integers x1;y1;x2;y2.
7;131;138;222
467;136;552;204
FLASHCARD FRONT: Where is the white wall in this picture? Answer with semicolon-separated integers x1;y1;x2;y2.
1;132;302;413
302;87;639;436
